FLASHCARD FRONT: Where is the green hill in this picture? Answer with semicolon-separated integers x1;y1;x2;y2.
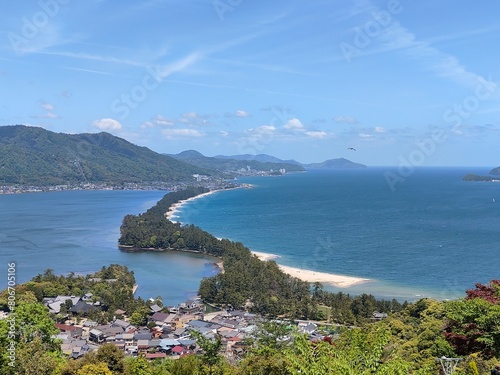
305;157;367;169
0;125;213;185
490;166;500;175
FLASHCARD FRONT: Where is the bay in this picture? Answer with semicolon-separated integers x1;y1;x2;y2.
0;190;218;305
1;167;498;305
174;167;500;301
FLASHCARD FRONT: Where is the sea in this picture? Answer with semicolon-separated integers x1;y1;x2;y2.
172;167;500;302
0;167;498;304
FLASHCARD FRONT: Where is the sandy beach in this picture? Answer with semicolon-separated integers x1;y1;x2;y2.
251;251;371;288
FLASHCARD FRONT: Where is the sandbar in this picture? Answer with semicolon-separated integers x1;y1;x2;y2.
251;251;371;288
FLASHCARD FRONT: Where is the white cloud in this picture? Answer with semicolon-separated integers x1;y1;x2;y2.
236;110;251;117
153;115;174;126
140;121;154;129
92;118;123;131
161;128;204;139
247;125;276;135
334;116;358;124
358;133;373;138
42;112;59;119
220;130;229;136
182;112;198;119
374;126;385;133
283;118;304;130
32;101;58;119
41;102;55;111
305;131;328;138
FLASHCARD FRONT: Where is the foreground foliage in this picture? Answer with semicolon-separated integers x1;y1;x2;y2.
1;276;500;374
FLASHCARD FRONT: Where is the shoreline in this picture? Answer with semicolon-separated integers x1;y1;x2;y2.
166;190;217;223
165;184;253;223
251;251;371;288
162;188;373;290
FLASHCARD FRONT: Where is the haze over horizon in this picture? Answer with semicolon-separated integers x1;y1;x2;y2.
1;1;499;166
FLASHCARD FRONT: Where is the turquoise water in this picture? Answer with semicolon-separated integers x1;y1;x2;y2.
1;168;498;304
0;190;219;305
174;168;500;301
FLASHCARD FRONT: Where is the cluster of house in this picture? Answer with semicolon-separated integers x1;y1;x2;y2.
49;297;248;360
50;295;336;361
45;292;389;361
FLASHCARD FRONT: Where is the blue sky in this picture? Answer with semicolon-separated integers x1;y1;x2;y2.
1;0;499;166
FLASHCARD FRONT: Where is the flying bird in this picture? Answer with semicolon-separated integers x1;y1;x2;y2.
347;147;356;151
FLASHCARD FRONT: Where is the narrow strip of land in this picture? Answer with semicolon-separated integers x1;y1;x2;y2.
251;251;371;288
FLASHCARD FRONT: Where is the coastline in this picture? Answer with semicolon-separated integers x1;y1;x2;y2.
162;188;372;290
251;251;371;288
165;184;253;223
166;190;218;223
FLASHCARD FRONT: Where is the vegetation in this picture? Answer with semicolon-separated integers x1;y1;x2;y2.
304;157;367;169
0;125;214;185
490;166;500;175
0;266;499;373
0;265;151;325
463;173;494;181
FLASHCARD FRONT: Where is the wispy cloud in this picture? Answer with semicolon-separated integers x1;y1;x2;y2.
236;110;251;117
38;51;147;67
305;131;329;138
334;115;358;124
62;66;113;76
380;23;496;89
32;101;58;119
161;128;205;139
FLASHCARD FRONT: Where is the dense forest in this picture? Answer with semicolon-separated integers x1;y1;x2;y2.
0;125;213;185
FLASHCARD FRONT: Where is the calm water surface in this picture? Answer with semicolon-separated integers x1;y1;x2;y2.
0;190;218;305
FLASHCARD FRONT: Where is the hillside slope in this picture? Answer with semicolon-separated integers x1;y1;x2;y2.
0;125;212;185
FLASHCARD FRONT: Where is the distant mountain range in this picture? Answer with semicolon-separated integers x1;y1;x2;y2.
169;151;366;171
214;153;302;165
167;150;305;173
0;125;367;186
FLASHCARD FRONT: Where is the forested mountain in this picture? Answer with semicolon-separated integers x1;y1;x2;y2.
490;166;500;175
215;153;302;165
168;150;305;173
304;157;367;169
0;125;213;185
